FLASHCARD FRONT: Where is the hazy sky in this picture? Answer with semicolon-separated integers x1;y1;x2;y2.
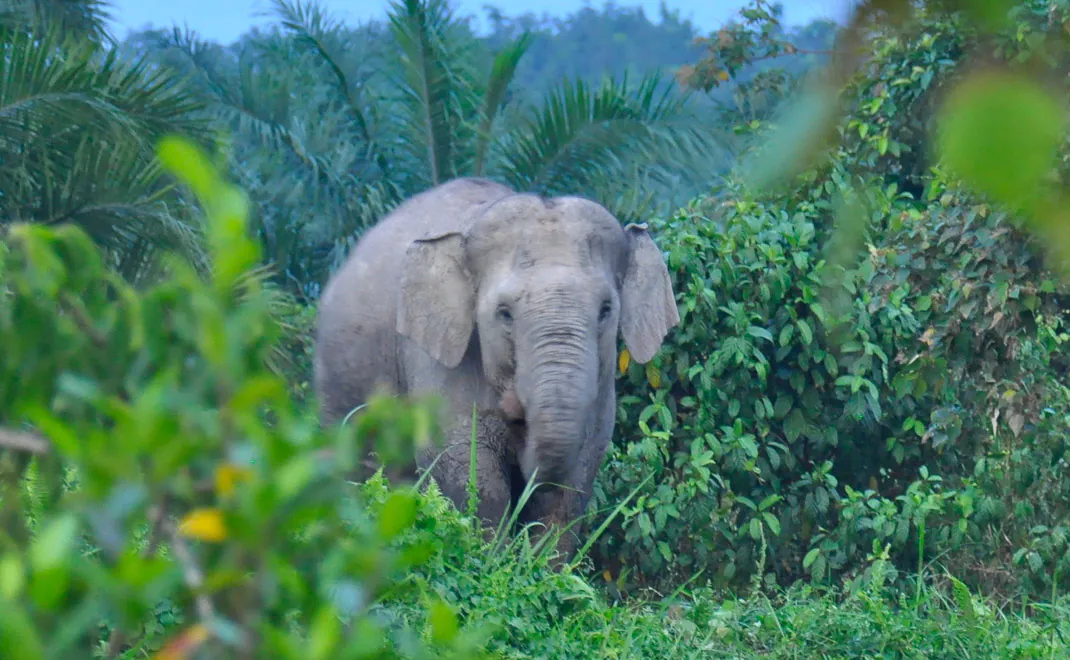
105;0;854;45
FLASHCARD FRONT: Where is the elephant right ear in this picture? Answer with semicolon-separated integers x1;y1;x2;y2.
396;231;475;369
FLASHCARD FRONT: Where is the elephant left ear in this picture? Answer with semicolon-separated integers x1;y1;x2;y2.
619;222;680;364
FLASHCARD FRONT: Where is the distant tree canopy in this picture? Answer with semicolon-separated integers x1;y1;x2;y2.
104;1;838;299
479;1;838;106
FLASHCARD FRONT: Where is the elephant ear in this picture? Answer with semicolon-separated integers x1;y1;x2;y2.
619;222;680;364
397;231;475;369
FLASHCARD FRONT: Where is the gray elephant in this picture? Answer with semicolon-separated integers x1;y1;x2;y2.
313;177;679;562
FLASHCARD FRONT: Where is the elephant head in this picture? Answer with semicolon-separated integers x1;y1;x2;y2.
395;193;679;486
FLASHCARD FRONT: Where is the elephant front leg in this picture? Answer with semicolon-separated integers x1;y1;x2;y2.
416;409;517;537
520;484;587;568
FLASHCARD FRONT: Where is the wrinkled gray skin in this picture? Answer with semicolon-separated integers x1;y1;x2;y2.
314;177;679;562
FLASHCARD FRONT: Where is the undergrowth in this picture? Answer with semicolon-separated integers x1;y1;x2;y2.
368;473;1070;659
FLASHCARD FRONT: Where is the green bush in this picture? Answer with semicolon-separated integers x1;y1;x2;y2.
4;136;1060;660
597;165;1070;597
593;0;1070;601
0;136;493;659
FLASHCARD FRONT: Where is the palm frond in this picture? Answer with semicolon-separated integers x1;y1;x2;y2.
0;0;114;46
0;26;135;146
4;133;205;270
497;69;722;197
266;0;391;178
163;31;360;210
472;30;532;176
160;26;243;107
0;21;212;279
387;0;480;186
152;22;406;297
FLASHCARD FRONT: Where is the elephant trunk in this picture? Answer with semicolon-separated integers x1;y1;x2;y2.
515;314;598;486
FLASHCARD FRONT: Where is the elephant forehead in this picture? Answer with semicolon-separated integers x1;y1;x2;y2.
469;194;629;270
510;223;624;271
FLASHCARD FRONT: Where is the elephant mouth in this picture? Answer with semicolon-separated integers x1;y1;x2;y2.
498;388;528;471
499;387;527;429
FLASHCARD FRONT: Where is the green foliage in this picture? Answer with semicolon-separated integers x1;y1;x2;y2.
129;0;726;300
376;512;1070;658
600;161;1070;598
0;13;214;284
5;1;1070;656
935;70;1065;215
591;0;1070;605
2;133;1061;660
0;0;115;45
0;136;490;658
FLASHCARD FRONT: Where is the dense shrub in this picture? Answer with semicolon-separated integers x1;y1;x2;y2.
594;0;1070;600
597;168;1070;596
5;137;1063;660
0;137;493;658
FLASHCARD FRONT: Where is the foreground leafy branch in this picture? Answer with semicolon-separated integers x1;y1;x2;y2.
0;135;489;659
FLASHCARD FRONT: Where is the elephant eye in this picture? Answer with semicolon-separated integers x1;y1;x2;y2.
598;300;613;322
496;305;514;324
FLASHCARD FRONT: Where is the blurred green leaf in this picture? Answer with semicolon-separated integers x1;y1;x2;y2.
428;597;460;646
378;489;419;541
935;69;1065;215
741;84;841;192
0;554;25;600
29;513;78;572
0;605;44;660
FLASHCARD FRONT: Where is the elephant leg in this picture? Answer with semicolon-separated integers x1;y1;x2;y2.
416;409;518;536
518;426;608;569
519;483;587;568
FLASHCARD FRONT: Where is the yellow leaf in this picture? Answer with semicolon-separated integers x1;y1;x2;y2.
645;363;662;389
214;463;252;499
154;624;210;660
716;69;730;81
178;508;228;543
602;569;613;582
618;348;631;375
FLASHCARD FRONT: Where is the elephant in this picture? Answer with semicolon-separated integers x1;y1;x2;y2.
313;177;679;562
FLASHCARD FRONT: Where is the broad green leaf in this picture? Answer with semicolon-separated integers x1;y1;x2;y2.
308;605;342;660
157;135;218;204
763;512;781;536
0;605;44;660
428;598;460;645
779;324;795;346
935;70;1065;215
0;554;25;600
759;494;781;511
30;513;78;571
276;455;317;500
378;490;419;541
747;326;774;342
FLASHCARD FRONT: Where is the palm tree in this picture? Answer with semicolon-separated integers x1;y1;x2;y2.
141;0;724;299
0;0;217;284
0;0;114;44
